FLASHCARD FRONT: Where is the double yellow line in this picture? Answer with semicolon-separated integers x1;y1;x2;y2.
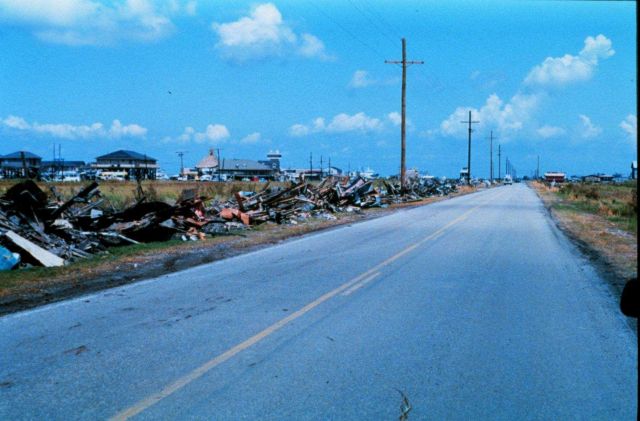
110;190;503;420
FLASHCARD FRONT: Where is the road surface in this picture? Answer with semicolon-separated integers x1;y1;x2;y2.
1;184;636;420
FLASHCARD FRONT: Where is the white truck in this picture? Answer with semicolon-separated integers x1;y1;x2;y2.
503;174;513;185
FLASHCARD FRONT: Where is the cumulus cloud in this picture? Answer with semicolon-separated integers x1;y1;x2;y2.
240;132;262;144
348;70;397;89
0;0;195;46
578;114;602;138
619;114;637;140
536;125;566;139
524;34;614;86
289;112;383;137
349;70;375;88
1;114;147;139
440;93;541;139
177;124;230;144
212;3;329;61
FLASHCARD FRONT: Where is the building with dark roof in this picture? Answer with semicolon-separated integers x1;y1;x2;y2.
91;150;158;180
218;158;277;180
0;151;41;178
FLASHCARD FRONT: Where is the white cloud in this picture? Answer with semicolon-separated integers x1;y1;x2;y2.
288;124;310;137
194;124;230;143
440;93;541;139
212;3;329;61
348;70;397;89
619;114;637;140
524;34;614;86
0;0;194;46
289;112;383;137
578;114;602;138
387;112;401;126
536;125;566;139
240;132;261;144
349;70;375;88
1;114;147;139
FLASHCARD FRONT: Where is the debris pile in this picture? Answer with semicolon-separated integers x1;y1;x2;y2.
0;176;458;269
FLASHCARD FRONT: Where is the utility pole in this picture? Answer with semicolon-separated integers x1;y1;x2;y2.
320;155;323;178
460;111;480;183
385;38;423;192
536;155;540;179
176;151;186;176
487;131;497;182
328;157;331;175
309;152;313;176
216;148;222;181
498;144;502;180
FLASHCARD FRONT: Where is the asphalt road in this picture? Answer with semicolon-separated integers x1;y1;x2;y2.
1;184;636;420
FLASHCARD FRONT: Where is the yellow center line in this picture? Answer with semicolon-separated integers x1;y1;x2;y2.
109;190;504;420
341;271;382;296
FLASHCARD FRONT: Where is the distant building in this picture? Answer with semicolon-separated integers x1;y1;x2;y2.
0;151;41;178
632;161;637;180
195;149;219;175
215;151;282;181
327;166;343;176
459;167;469;180
218;159;277;181
544;172;566;183
41;160;86;177
582;173;614;183
91;150;157;180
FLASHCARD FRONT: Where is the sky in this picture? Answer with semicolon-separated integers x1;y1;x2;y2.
0;0;636;178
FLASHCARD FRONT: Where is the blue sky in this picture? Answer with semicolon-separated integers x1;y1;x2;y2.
0;0;636;177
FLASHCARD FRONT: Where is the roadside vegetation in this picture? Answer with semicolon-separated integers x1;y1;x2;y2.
532;180;637;284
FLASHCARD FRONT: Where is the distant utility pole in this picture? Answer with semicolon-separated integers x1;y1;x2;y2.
460;111;479;183
176;151;186;176
498;144;502;180
216;148;222;181
320;155;323;177
536;155;540;179
309;152;313;176
487;131;497;182
328;157;331;175
385;38;423;192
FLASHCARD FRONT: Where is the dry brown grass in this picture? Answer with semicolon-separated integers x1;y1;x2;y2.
0;180;288;210
531;181;637;280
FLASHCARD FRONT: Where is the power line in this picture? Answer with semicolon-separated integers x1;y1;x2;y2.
358;0;404;40
346;0;399;48
305;0;388;59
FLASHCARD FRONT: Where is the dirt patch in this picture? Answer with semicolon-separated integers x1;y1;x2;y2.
531;181;637;296
0;188;481;315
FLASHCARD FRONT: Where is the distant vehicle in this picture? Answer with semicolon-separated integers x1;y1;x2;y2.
62;175;80;182
99;171;127;181
199;174;213;182
503;175;513;185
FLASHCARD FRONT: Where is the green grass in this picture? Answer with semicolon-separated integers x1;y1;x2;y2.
553;181;637;234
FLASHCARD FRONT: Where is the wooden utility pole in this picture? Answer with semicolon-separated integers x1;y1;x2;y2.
536;155;540;179
176;151;186;176
487;131;497;183
309;152;313;176
216;148;222;181
460;111;480;183
385;38;423;192
498;144;502;180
